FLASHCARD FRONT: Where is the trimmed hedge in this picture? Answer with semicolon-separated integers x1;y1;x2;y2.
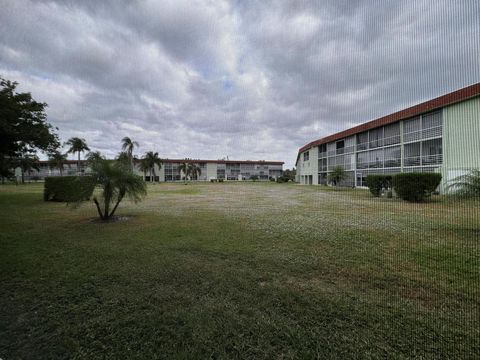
365;175;392;197
44;176;96;202
392;173;442;202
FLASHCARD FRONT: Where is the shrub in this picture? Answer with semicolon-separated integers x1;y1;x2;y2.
218;178;224;183
44;176;95;202
365;175;392;197
392;173;442;202
250;175;258;181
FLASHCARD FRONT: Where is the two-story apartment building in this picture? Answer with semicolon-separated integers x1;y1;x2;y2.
296;83;480;193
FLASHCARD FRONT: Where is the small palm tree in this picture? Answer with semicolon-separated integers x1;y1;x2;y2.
86;151;104;164
66;137;90;174
328;166;347;188
447;169;480;197
48;151;67;176
143;151;162;182
17;155;40;183
88;158;147;220
121;137;139;169
137;158;149;181
178;162;191;184
189;163;202;180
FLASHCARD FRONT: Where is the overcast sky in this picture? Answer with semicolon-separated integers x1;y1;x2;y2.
1;0;479;168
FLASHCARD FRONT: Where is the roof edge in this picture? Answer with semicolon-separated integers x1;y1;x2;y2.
297;82;480;160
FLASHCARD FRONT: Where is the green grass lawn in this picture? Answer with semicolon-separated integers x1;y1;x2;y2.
1;182;479;359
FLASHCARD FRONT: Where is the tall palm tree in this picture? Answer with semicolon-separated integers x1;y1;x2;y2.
121;137;139;169
66;137;90;174
48;151;67;176
143;151;162;182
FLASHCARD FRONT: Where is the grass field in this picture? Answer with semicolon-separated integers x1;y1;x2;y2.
1;182;479;359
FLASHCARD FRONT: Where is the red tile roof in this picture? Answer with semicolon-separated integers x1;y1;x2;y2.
297;82;480;158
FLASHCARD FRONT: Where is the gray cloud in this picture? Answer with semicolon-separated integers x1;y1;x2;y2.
1;0;479;168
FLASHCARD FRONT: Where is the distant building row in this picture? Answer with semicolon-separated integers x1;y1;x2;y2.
16;159;284;182
295;83;480;193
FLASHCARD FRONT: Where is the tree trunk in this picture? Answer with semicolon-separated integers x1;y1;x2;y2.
21;169;25;184
93;198;104;220
109;193;124;218
78;152;81;175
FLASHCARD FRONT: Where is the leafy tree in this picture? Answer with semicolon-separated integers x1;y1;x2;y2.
447;169;480;198
48;151;68;176
0;156;14;183
328;166;347;187
17;154;40;184
0;77;59;177
66;137;90;174
283;168;296;182
143;151;162;182
88;158;147;221
121;137;139;169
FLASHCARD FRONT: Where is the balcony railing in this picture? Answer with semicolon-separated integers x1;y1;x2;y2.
404;125;442;143
403;153;442;167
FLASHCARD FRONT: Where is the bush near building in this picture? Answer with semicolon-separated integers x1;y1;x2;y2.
44;176;95;202
365;175;392;197
392;173;442;202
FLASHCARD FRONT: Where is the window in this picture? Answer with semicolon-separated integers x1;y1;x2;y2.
404;142;420;166
422;138;442;165
384;146;401;167
336;140;345;154
384;123;400;145
368;149;383;168
404;117;421;142
318;144;327;157
357;152;368;169
422;112;442;139
303;151;309;161
369;128;383;148
357;132;368;150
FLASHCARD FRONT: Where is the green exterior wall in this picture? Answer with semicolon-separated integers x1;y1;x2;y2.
442;96;480;191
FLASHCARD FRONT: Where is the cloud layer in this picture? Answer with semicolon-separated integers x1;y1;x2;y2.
1;0;479;167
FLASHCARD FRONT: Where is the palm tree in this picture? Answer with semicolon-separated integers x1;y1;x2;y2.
178;162;191;184
17;155;40;183
137;158;150;181
121;137;139;169
66;137;90;174
189;163;202;180
88;158;147;220
86;151;104;164
328;166;347;188
143;151;162;182
447;169;480;197
48;151;67;176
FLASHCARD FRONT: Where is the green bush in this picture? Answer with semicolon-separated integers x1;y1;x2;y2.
365;175;392;197
392;173;442;202
218;178;224;183
44;176;95;202
250;175;258;181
